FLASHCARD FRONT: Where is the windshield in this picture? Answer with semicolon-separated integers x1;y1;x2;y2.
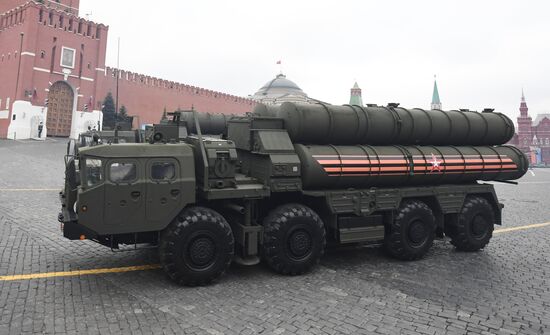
85;158;103;187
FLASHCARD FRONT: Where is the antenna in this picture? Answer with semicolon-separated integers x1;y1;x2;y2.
85;12;93;20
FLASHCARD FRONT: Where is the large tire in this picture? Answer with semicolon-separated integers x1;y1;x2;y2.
446;196;494;251
262;204;326;275
159;207;234;286
385;200;436;261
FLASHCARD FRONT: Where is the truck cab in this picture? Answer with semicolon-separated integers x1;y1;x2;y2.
61;143;196;245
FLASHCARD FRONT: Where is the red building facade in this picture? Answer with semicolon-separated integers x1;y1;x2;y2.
0;0;254;138
509;92;550;165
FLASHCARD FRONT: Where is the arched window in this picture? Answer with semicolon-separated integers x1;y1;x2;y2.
68;19;73;31
48;11;53;25
78;21;82;34
96;26;101;39
59;15;64;28
86;24;91;36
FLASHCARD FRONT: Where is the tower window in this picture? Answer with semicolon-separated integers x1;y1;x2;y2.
68;19;73;31
49;12;53;25
87;24;92;37
96;26;101;39
39;10;43;22
59;16;64;28
78;21;82;34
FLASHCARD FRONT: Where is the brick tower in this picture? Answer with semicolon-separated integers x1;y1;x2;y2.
0;0;108;138
517;90;533;151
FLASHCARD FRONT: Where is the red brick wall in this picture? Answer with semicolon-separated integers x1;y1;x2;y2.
95;68;256;125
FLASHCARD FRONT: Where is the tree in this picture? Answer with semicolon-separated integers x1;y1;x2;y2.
116;105;134;130
160;107;168;122
119;105;128;121
101;92;116;129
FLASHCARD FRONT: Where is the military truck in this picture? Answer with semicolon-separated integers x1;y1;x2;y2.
59;103;528;286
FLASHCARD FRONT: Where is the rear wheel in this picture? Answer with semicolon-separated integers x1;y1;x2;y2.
262;204;326;275
385;200;436;261
159;207;234;286
446;196;494;251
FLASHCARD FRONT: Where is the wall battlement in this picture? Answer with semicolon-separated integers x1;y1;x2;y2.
103;66;253;105
1;2;104;39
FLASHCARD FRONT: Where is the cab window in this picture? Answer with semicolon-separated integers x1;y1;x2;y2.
109;162;137;183
85;159;103;187
151;162;175;181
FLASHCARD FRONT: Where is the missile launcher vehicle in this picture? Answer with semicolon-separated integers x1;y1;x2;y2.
59;103;528;286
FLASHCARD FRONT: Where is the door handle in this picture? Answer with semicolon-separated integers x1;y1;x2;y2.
170;189;180;197
131;191;141;199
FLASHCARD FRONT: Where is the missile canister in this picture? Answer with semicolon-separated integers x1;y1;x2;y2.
254;102;515;146
295;144;528;189
179;112;233;135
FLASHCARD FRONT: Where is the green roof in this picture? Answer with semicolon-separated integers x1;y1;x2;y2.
432;80;441;104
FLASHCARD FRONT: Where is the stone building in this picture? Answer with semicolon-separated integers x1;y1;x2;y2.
251;73;310;105
508;92;550;165
0;0;254;139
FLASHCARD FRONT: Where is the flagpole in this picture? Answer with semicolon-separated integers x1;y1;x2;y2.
114;37;120;143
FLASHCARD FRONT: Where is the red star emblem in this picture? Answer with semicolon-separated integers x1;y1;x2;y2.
429;153;442;172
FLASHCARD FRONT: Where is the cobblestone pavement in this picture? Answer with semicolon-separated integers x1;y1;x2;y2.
1;140;549;335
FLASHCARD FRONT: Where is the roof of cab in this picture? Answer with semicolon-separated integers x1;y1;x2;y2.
79;143;192;158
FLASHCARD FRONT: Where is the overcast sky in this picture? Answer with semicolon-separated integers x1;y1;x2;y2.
80;0;550;120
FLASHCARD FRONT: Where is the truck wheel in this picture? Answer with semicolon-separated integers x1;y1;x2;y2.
446;196;494;251
262;204;326;275
159;207;234;286
385;200;435;261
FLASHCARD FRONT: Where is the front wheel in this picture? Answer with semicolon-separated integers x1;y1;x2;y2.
262;204;326;275
159;207;234;286
446;196;494;251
